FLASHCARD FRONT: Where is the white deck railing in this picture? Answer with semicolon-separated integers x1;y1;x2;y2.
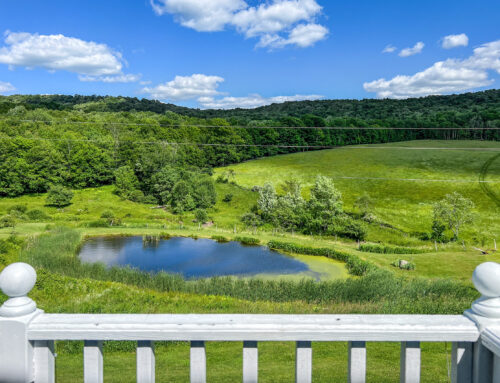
1;262;500;382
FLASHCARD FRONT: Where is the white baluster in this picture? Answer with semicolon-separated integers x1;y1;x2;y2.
451;342;472;383
34;340;55;383
84;340;103;383
295;341;312;383
400;342;420;383
348;341;366;383
190;341;206;383
137;341;155;383
243;341;258;383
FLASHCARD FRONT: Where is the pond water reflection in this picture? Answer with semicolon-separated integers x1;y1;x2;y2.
79;236;312;279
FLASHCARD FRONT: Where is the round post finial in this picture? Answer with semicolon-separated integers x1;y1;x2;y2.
471;262;500;318
0;262;37;317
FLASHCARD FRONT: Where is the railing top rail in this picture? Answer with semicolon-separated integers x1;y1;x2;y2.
27;313;480;342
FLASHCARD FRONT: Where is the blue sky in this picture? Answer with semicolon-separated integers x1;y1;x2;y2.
0;0;499;108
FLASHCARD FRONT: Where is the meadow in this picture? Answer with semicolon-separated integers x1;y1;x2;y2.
1;139;499;381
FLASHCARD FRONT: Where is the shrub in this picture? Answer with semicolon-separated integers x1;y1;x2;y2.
211;235;229;243
216;175;228;183
235;236;260;246
27;209;50;221
241;213;262;227
195;209;208;224
267;240;376;276
100;210;115;219
128;189;145;203
46;185;73;207
0;215;16;228
359;244;426;254
223;193;233;202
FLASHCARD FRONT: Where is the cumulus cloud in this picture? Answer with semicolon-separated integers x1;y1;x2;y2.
0;31;123;76
142;73;323;108
364;39;500;99
399;42;424;57
0;81;15;93
79;74;142;83
442;33;469;49
0;31;139;83
199;94;323;109
151;0;328;49
382;44;396;53
141;74;224;101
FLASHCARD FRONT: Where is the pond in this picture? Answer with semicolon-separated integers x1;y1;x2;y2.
78;236;347;280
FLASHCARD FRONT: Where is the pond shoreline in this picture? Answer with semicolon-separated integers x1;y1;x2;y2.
78;235;348;281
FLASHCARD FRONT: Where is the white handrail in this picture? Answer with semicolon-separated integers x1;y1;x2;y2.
27;313;480;342
2;261;500;383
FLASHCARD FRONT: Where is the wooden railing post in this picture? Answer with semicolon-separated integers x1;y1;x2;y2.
464;262;500;383
0;263;43;383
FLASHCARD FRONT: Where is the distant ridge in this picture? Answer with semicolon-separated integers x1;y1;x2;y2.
0;89;499;122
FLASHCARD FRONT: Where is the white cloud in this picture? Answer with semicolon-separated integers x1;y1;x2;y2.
382;44;396;53
79;74;142;83
0;81;15;93
399;42;425;57
141;74;224;101
198;94;323;109
258;23;328;49
151;0;246;32
364;39;500;99
0;31;124;76
142;73;323;108
442;33;469;49
151;0;328;49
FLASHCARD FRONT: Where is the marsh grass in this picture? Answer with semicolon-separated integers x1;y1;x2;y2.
20;227;477;313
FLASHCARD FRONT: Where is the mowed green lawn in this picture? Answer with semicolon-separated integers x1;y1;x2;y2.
215;140;500;240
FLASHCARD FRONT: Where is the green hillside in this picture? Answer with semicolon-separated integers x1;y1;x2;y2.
215;140;500;241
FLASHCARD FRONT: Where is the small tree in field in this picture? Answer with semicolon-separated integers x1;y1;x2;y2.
195;209;208;224
257;183;277;221
354;193;373;216
46;185;73;207
114;166;139;199
433;192;475;240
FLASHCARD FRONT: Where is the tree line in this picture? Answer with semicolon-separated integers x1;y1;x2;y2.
0;91;498;197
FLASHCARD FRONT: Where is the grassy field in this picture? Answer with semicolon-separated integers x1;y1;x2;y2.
215;140;500;242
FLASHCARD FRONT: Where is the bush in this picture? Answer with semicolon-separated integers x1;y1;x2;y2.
267;240;376;276
359;244;426;254
241;213;262;227
223;193;233;202
211;235;229;243
235;236;260;246
27;209;50;221
216;175;228;183
195;209;208;224
46;185;74;207
100;210;115;219
0;215;16;228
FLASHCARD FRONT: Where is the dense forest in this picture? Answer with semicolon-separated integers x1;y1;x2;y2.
0;90;499;197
